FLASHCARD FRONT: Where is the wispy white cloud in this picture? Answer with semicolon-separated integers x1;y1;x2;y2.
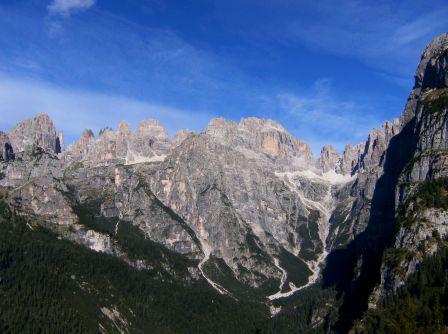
282;1;448;78
48;0;96;16
275;79;387;153
0;74;213;144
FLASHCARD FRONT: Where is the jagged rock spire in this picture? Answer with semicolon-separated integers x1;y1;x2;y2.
318;145;340;173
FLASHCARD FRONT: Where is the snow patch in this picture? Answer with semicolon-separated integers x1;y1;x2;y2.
276;169;356;185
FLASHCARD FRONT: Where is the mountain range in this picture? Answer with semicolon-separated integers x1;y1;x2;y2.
0;33;448;333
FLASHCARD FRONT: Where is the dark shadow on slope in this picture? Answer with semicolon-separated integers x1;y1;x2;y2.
322;117;419;333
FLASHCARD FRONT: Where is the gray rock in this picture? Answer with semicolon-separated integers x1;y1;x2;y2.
8;113;58;153
318;145;340;173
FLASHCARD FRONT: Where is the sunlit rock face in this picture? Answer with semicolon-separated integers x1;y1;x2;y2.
205;117;313;172
8;113;58;153
339;143;364;175
318;145;340;173
63;119;171;166
126;119;171;163
171;129;196;148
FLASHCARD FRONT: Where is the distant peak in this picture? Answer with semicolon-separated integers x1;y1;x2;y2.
81;129;95;139
422;33;448;60
206;117;286;134
239;117;286;133
117;121;131;134
137;119;163;129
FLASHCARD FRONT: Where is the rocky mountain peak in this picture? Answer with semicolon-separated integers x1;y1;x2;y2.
63;129;95;162
239;117;286;133
205;117;238;138
339;142;365;175
117;121;132;136
401;33;448;125
417;33;448;89
318;145;340;173
172;129;196;148
135;119;169;141
206;117;313;166
357;119;400;171
81;129;95;140
8;113;58;153
80;129;95;147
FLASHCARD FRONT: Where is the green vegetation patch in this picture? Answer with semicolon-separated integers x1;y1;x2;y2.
0;211;269;333
264;285;339;334
279;248;312;288
397;177;448;230
73;199;197;279
361;246;448;334
382;248;409;269
298;209;322;261
415;177;448;210
202;256;278;301
421;88;448;115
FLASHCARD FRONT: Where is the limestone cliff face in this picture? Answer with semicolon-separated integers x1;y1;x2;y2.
339;143;365;175
206;117;313;171
171;129;196;148
312;35;448;331
400;33;448;126
322;118;402;252
8;113;58;153
318;145;340;173
376;34;448;299
64;119;171;166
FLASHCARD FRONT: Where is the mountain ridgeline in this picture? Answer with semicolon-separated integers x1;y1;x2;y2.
0;33;448;333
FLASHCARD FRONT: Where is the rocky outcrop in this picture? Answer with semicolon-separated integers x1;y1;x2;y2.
311;34;448;332
172;129;196;148
339;143;364;175
8;113;58;153
126;119;171;163
0;146;77;226
64;119;171;166
400;33;448;126
206;117;313;171
376;35;448;300
0;132;14;161
318;145;340;173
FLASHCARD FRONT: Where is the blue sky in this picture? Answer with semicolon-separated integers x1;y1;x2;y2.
0;0;447;155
